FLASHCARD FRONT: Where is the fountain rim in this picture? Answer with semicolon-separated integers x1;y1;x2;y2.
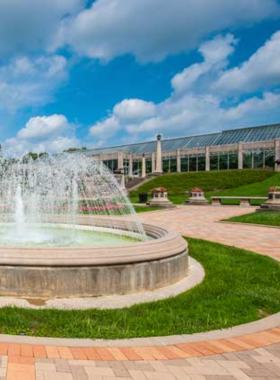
0;223;187;267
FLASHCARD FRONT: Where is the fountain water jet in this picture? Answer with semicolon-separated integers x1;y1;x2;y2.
15;184;25;237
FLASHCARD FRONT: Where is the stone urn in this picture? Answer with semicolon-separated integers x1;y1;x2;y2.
185;188;209;206
260;187;280;211
148;187;174;208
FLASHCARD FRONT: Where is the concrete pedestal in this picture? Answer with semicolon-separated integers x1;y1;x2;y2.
259;190;280;211
148;190;174;208
186;189;209;206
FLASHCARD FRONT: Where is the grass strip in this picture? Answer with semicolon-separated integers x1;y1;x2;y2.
225;211;280;227
0;238;279;339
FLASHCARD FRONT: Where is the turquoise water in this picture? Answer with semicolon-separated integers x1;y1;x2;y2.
0;224;140;247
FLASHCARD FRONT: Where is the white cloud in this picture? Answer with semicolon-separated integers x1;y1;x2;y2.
223;92;280;121
62;0;279;62
18;115;70;141
89;116;121;147
171;34;237;94
0;0;84;57
89;99;156;146
87;31;280;146
0;55;67;112
3;115;79;156
113;99;156;121
215;31;280;93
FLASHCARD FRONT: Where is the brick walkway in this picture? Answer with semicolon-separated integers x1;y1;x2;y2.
2;205;280;379
139;205;280;261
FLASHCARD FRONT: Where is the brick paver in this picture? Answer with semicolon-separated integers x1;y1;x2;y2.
139;205;280;261
26;344;280;379
1;205;280;379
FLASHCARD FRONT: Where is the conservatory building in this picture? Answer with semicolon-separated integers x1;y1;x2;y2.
85;123;280;177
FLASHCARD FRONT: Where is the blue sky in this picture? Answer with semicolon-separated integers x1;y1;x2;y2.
1;0;280;155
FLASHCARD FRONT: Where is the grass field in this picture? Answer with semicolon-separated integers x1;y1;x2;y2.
130;170;279;205
210;173;280;205
225;211;280;227
133;205;164;213
0;238;279;339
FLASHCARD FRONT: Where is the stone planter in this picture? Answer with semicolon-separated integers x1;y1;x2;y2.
148;188;174;208
186;188;209;206
260;187;280;211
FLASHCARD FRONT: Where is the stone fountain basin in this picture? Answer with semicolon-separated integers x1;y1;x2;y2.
0;217;188;298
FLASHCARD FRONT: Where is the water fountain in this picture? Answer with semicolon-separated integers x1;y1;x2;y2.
0;154;188;298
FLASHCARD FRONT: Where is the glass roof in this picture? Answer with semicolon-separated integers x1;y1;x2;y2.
85;123;280;156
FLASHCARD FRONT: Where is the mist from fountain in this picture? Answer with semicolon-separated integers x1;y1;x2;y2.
15;184;25;236
0;154;146;247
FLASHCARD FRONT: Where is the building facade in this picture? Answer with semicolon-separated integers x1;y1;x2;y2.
85;123;280;177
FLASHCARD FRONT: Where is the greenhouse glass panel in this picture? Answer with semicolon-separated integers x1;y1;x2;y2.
210;155;219;171
253;151;264;168
162;158;169;173
198;156;206;171
170;158;177;172
219;154;228;170
189;157;197;171
123;159;130;175
265;150;275;168
243;152;252;169
133;160;141;175
229;153;238;169
146;159;152;174
181;157;188;172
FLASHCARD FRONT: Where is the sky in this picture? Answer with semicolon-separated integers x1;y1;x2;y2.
0;0;280;156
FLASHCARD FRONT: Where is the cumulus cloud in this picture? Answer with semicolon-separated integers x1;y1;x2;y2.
18;115;70;141
89;116;121;147
215;31;280;93
3;115;79;156
0;0;84;58
113;99;156;121
62;0;279;62
171;34;237;94
0;55;67;112
223;92;280;121
88;31;280;146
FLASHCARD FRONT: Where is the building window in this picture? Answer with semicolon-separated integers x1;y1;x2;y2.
189;156;197;171
229;152;238;169
170;158;177;172
133;160;142;175
123;159;129;175
103;159;118;172
197;156;206;171
253;151;264;168
162;156;177;173
210;154;219;171
181;157;188;172
162;158;169;173
243;152;253;169
265;150;275;168
146;159;152;174
219;154;228;170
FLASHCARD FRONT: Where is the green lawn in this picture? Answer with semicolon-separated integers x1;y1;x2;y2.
1;238;279;339
208;172;280;205
225;211;280;227
130;170;276;205
133;206;164;213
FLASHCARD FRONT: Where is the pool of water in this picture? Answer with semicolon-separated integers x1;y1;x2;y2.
0;223;141;247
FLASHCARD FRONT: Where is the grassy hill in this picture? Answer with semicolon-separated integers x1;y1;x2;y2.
130;170;278;204
210;172;280;205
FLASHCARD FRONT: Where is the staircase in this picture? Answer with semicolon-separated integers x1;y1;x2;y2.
126;177;146;190
126;175;157;191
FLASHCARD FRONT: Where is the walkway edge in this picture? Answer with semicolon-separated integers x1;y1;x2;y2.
0;312;278;348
